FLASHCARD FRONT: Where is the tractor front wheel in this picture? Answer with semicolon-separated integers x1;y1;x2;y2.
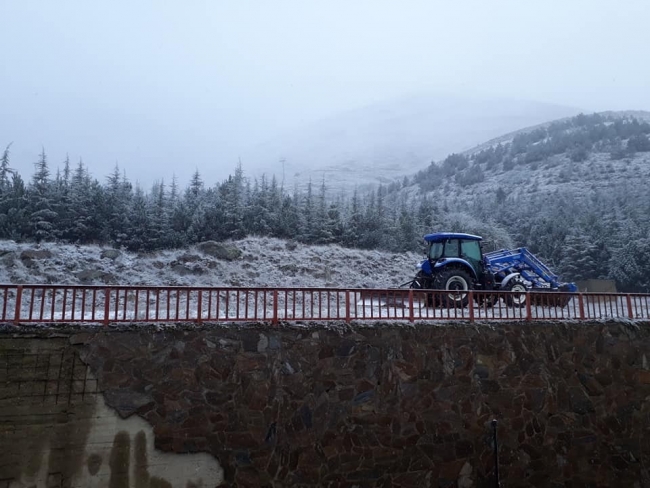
433;267;473;308
506;277;528;308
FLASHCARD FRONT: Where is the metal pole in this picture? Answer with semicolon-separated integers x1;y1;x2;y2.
492;419;500;487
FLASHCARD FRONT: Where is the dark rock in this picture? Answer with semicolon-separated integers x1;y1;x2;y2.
352;390;374;405
578;372;604;396
100;249;121;260
479;379;501;394
196;241;242;260
20;249;53;260
76;269;116;284
300;404;313;429
235;450;252;466
569;387;595;414
170;263;204;276
242;334;258;353
524;389;546;413
346;469;381;480
177;253;201;263
69;333;92;345
336;339;356;357
282;361;298;375
268;335;281;350
473;364;489;379
104;388;154;418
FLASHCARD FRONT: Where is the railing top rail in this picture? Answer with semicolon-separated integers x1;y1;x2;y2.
0;283;648;296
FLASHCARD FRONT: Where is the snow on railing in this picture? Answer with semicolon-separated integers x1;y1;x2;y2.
0;285;649;326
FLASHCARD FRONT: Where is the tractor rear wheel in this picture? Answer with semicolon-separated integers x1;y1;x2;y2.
506;277;528;308
433;267;473;308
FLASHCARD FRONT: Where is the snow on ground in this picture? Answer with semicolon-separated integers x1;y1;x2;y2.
0;237;421;289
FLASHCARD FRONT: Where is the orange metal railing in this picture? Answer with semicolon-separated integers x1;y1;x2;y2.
0;285;648;326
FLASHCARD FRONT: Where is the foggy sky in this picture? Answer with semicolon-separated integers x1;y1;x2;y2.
1;0;649;187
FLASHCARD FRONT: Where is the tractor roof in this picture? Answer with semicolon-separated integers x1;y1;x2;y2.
423;232;483;242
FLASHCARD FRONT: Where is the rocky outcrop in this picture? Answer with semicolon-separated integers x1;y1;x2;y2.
19;249;53;260
197;241;242;261
76;269;117;284
100;249;121;260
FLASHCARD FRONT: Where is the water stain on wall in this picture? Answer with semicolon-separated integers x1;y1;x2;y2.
0;339;224;488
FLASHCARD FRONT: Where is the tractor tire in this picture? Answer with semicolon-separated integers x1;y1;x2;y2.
506;277;528;308
432;267;473;308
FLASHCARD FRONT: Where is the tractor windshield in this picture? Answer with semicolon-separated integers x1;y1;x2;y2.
428;242;444;260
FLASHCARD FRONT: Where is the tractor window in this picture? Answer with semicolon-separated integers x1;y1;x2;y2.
428;242;444;259
442;239;460;257
461;240;482;261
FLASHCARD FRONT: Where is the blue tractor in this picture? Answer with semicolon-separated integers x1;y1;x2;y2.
410;232;577;307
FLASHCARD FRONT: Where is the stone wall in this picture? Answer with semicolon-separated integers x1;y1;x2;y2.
1;321;650;487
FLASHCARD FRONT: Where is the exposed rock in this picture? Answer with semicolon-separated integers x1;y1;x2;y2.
170;263;205;276
20;249;53;260
76;269;116;284
100;249;121;260
177;253;201;263
1;252;16;266
196;241;242;261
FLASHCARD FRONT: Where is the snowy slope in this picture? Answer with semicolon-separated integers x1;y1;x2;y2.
0;237;421;289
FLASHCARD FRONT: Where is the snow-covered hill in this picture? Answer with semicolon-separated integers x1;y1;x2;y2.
0;237;420;288
417;111;650;203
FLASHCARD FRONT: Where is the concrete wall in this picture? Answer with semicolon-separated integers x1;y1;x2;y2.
1;322;650;487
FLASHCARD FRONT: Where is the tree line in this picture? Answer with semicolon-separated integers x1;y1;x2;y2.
0;145;447;255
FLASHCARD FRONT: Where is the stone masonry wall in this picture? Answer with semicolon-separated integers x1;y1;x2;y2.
1;322;650;487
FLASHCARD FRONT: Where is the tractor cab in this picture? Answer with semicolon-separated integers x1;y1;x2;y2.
423;232;484;278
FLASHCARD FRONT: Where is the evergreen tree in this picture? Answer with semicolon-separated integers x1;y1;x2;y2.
103;165;132;247
28;149;58;242
0;143;14;193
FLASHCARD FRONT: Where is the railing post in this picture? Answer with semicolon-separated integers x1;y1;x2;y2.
103;288;111;327
578;293;585;320
14;285;23;326
626;294;634;320
345;290;351;324
408;289;414;323
197;290;203;325
468;291;474;323
272;290;279;326
525;292;532;322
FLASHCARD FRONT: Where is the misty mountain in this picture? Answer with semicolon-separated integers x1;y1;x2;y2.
241;94;581;192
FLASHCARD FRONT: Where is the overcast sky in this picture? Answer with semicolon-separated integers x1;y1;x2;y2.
1;0;649;187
